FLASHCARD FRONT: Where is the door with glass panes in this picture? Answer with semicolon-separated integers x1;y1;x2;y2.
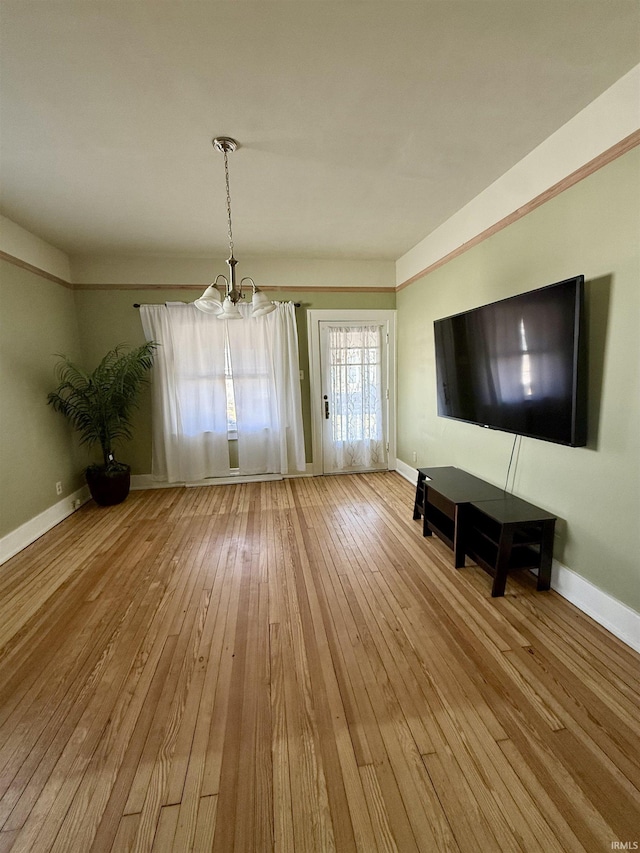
319;321;389;474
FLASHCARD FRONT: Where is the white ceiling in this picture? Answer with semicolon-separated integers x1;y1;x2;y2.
1;1;638;261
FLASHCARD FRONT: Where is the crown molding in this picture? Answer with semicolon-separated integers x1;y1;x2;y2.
396;129;640;292
0;250;73;288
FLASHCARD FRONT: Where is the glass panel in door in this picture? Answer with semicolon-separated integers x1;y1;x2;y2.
320;323;387;474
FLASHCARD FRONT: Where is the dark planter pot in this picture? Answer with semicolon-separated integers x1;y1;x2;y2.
85;464;131;506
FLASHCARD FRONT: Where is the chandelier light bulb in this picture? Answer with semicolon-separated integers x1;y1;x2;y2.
251;289;276;317
193;284;223;314
218;296;243;319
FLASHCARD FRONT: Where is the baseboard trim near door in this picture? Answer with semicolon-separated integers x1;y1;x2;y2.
395;458;418;484
130;465;315;490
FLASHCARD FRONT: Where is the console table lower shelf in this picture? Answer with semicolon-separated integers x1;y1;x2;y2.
412;467;556;597
462;497;556;598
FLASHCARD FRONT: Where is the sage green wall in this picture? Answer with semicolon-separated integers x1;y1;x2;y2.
397;147;640;610
73;287;396;471
0;260;85;537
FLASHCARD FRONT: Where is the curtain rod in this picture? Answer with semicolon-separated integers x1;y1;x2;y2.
132;301;301;308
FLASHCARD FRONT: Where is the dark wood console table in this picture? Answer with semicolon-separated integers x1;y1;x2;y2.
413;467;556;597
413;467;505;567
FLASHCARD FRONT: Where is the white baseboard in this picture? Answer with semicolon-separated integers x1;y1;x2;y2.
551;560;640;654
0;485;91;566
130;464;314;491
395;457;418;484
186;473;284;487
285;464;315;479
130;474;177;490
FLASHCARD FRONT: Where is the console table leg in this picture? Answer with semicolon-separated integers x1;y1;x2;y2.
454;505;466;568
537;519;555;591
422;483;433;537
413;473;425;520
492;527;514;597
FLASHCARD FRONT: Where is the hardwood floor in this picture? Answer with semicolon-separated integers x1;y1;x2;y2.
0;472;638;852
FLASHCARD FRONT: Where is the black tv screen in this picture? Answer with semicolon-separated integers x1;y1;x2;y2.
434;276;587;446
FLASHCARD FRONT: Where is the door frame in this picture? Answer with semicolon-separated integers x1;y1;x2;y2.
307;309;397;477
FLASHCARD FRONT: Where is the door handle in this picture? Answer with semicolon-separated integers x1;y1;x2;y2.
324;397;330;419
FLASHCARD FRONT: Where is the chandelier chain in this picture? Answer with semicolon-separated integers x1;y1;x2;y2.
194;136;275;317
223;148;234;257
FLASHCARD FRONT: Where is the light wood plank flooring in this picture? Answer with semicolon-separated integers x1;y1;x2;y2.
0;472;639;852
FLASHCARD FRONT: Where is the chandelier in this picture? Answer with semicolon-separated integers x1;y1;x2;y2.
194;137;275;319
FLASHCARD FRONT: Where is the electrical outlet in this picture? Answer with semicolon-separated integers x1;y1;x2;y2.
412;451;417;463
56;481;63;496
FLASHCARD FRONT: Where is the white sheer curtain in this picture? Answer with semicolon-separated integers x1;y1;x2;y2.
140;303;231;482
327;324;385;471
268;303;307;474
140;301;305;482
227;304;279;474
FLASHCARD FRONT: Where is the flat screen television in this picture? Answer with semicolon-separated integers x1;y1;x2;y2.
433;276;587;446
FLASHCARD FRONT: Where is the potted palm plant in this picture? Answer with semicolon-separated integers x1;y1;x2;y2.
48;342;157;506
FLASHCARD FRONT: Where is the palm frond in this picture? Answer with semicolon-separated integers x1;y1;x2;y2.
47;342;158;466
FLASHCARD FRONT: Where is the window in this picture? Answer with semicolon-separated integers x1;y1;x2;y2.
224;340;237;435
